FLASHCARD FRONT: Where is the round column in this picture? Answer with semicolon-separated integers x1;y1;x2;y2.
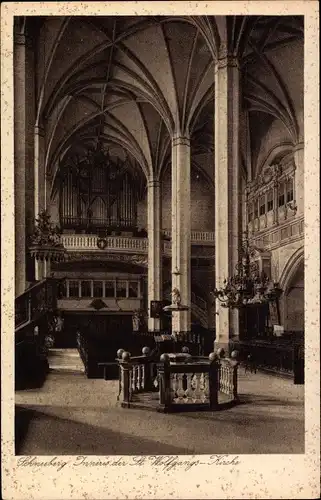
34;125;46;215
14;27;35;295
171;135;191;334
214;49;241;349
147;179;162;332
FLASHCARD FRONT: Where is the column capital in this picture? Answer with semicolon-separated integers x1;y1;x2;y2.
34;125;45;137
293;142;304;153
216;45;240;71
14;33;26;45
172;135;190;148
14;32;33;49
14;17;33;47
147;179;161;188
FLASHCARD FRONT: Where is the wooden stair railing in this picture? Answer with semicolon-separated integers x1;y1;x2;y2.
15;278;59;339
15;278;64;390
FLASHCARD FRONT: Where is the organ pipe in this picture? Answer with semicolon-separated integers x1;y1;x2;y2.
59;158;139;232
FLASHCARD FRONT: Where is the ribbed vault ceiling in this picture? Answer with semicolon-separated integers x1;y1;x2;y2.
20;15;303;187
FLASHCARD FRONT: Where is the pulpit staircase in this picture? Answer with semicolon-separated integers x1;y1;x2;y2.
15;278;61;389
15;278;59;337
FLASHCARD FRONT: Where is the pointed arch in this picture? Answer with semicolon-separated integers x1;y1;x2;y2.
279;246;304;292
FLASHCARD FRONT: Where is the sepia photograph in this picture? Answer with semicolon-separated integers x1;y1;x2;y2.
1;2;320;499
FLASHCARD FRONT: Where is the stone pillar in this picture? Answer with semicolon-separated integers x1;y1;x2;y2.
34;125;46;215
171;135;191;333
35;259;45;281
293;143;304;216
214;49;241;349
33;125;48;281
14;27;34;295
147;179;162;332
34;258;52;281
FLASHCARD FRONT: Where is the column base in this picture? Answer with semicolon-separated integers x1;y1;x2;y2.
213;337;240;356
213;340;230;355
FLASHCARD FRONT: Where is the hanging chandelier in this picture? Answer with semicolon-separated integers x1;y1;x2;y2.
211;232;283;309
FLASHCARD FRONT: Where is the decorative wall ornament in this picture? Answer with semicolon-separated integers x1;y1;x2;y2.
44;334;55;350
89;298;108;310
30;210;63;247
61;252;148;267
97;238;107;250
132;309;147;332
260;166;274;186
132;311;140;331
246;153;298;241
127;255;149;267
248;156;296;195
286;201;298;214
29;210;66;263
48;311;64;335
163;288;189;312
171;288;181;305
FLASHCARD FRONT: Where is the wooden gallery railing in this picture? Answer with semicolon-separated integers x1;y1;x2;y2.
229;337;304;384
117;348;239;412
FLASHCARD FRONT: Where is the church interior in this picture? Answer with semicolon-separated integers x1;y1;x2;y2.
12;14;306;455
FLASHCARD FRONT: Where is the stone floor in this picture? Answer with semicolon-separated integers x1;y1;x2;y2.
15;369;304;455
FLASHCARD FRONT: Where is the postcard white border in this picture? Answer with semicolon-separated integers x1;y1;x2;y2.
1;2;320;499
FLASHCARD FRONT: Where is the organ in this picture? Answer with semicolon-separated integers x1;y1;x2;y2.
58;145;139;234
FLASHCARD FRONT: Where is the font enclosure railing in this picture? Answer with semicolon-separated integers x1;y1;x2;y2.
117;348;239;412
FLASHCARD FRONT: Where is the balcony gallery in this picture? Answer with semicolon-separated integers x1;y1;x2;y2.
61;231;215;253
